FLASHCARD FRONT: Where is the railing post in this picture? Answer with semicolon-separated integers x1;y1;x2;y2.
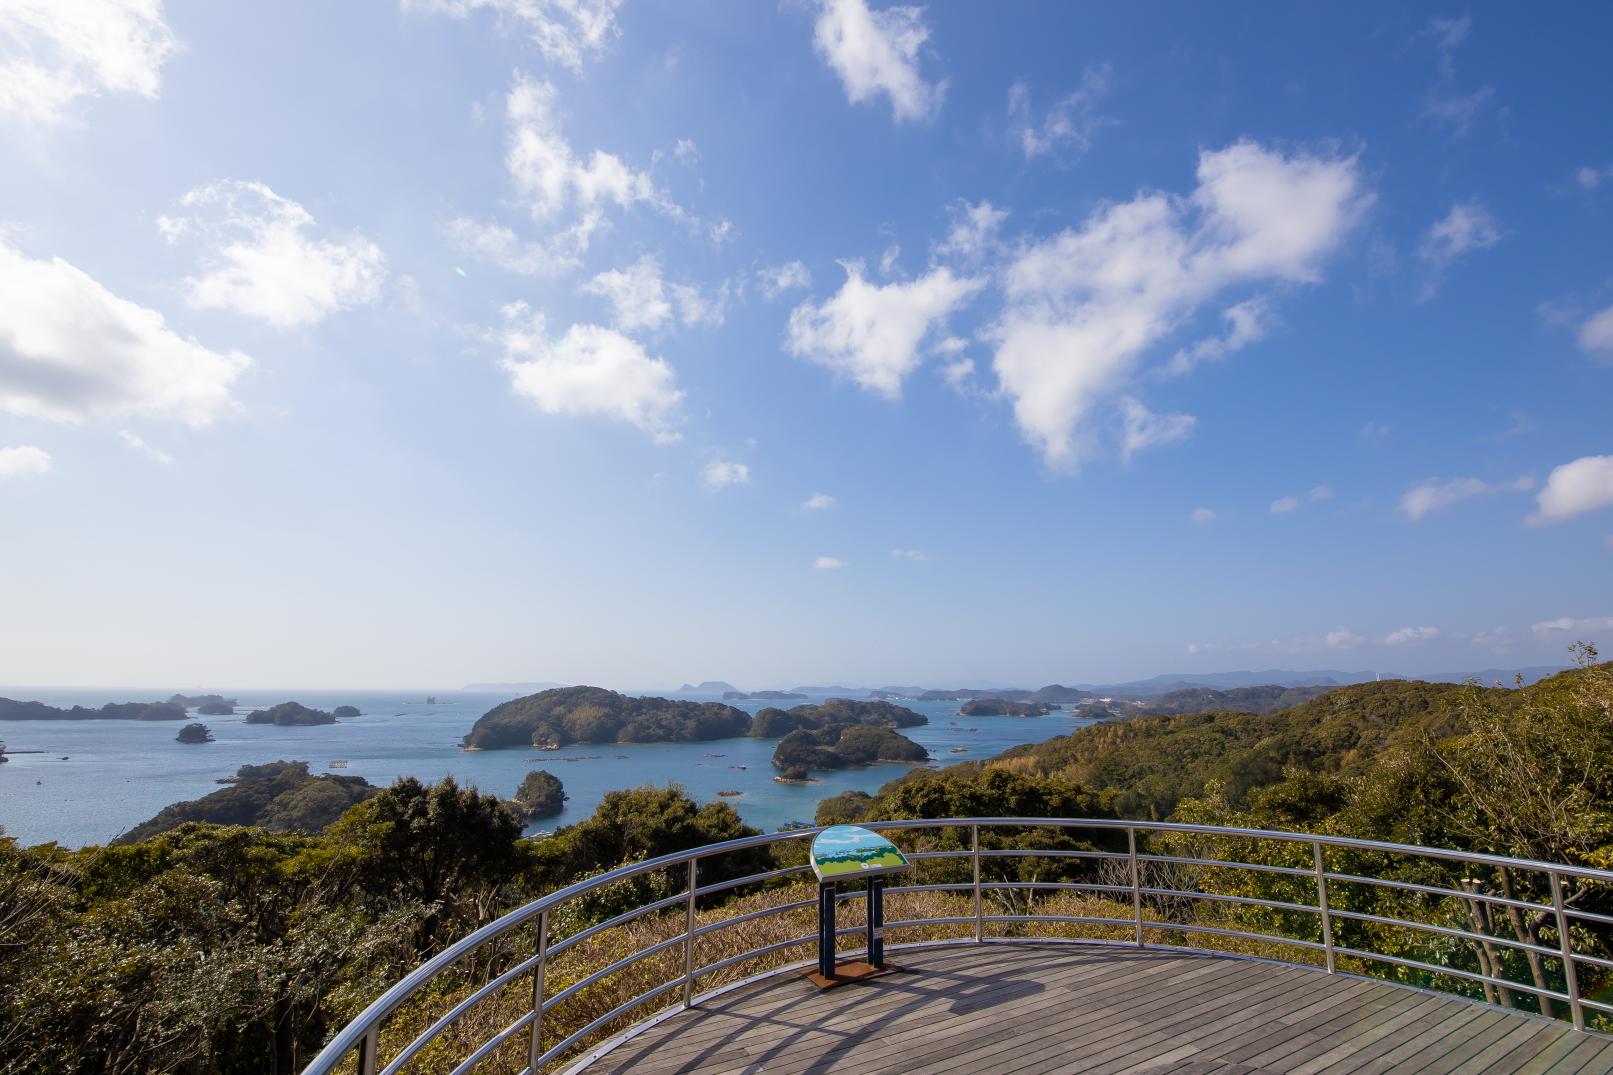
356;1024;379;1075
1312;841;1335;974
971;824;983;943
1128;827;1144;947
527;908;549;1070
1550;870;1585;1031
682;857;698;1009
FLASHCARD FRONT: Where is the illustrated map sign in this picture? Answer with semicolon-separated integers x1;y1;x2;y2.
810;825;911;881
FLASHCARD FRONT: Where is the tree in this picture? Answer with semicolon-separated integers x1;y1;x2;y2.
511;770;566;821
176;722;214;744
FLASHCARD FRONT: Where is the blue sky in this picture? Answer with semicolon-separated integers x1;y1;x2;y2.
1;0;1610;690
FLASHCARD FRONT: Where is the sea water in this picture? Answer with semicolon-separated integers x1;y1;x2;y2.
0;688;1096;847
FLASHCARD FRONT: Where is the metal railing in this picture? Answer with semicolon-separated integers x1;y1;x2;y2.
302;819;1613;1075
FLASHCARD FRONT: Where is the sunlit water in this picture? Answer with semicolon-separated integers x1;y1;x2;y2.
0;688;1095;847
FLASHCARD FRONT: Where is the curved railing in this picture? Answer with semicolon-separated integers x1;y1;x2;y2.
302;819;1613;1074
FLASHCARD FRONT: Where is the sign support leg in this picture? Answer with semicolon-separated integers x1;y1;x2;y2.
868;879;885;969
817;881;836;980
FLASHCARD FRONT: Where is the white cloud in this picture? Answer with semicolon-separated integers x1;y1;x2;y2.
1361;419;1390;440
497;303;683;442
0;238;249;427
1418;199;1501;299
1190;507;1215;524
1270;496;1300;515
812;0;945;123
502;74;674;256
1532;615;1613;638
933;200;1007;265
760;260;812;299
1399;474;1533;521
991;141;1367;466
673;138;699;164
1118;397;1194;461
802;493;836;510
1528;455;1613;526
404;0;622;70
118;430;173;464
445;218;576;276
1325;628;1364;649
1579;304;1613;359
1310;485;1334;502
786;261;981;397
1008;65;1114;161
1166;296;1271;377
0;444;51;478
0;0;178;125
814;555;847;570
1577;164;1613;192
878;244;901;277
1384;626;1439;646
940;356;976;394
163;181;386;328
582;255;724;332
1420;15;1493;136
890;547;927;561
702;460;749;489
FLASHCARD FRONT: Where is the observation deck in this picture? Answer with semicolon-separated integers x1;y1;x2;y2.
303;819;1613;1075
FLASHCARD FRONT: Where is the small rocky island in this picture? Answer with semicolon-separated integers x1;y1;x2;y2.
245;702;339;726
175;722;214;744
0;697;186;721
461;686;752;750
332;705;361;718
169;693;237;709
508;769;566;822
959;698;1054;716
747;698;927;737
197;701;235;715
773;724;929;770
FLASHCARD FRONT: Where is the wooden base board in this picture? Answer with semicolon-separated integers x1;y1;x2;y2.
800;961;903;990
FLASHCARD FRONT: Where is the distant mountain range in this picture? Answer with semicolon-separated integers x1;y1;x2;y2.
462;681;567;692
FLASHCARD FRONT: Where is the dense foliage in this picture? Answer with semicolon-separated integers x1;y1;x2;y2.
772;723;928;770
0;698;186;721
174;722;213;744
462;686;752;750
117;761;377;843
168;694;237;708
245;702;338;726
747;697;926;737
510;770;566;821
959;698;1052;716
1113;683;1335;718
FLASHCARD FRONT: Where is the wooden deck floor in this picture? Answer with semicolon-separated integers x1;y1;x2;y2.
578;943;1613;1074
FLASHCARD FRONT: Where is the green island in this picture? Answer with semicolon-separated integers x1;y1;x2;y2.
175;722;214;744
461;686;752;749
197;701;235;715
958;698;1053;716
772;723;929;770
722;690;807;700
0;698;186;721
245;701;339;726
332;705;361;718
169;693;238;709
509;769;566;822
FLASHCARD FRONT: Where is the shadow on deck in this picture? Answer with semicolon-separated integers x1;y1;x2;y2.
574;943;1613;1074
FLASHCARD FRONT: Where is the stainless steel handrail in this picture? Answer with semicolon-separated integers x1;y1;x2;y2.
304;818;1613;1074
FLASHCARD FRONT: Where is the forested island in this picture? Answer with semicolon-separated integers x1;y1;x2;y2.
508;770;566;822
918;684;1091;703
772;724;929;770
462;686;753;749
245;702;339;726
959;698;1054;716
722;690;807;700
0;697;186;721
176;722;214;744
169;693;237;708
333;705;361;718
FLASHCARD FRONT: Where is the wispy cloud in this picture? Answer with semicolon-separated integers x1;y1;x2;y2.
0;0;178;125
802;493;836;510
1271;486;1334;514
1417;199;1501;300
812;0;946;123
890;547;928;561
119;431;173;465
1008;65;1114;162
814;555;847;570
1419;15;1493;136
1399;474;1533;521
404;0;623;71
0;444;52;479
703;460;750;490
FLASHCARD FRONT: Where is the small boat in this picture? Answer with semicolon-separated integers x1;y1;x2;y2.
729;764;747;770
329;760;349;769
949;747;968;754
716;789;743;797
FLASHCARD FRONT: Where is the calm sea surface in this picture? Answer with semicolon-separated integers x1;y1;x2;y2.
0;688;1096;847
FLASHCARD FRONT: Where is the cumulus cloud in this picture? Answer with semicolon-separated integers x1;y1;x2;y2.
118;430;173;464
1384;625;1439;646
1190;507;1215;524
1577;164;1613;192
933;200;1007;265
404;0;622;70
1270;496;1300;515
582;256;724;332
786;261;982;397
1007;65;1114;161
890;547;927;561
161;181;386;328
0;238;249;426
445;218;576;276
1418;199;1501;299
1579;304;1613;359
0;0;178;124
0;444;51;478
814;555;847;570
1399;474;1533;521
1528;455;1613;526
812;0;945;123
1271;486;1332;515
802;493;836;510
759;260;812;299
1532;615;1613;638
1118;397;1194;461
1166;296;1271;377
1420;14;1493;136
991;141;1368;466
703;460;749;489
497;303;683;441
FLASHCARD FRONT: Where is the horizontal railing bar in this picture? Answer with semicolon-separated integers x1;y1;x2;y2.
1565;906;1613;927
1139;852;1314;879
1327;907;1565;959
985;913;1148;929
381;949;544;1075
979;881;1135;896
541;934;686;1013
1582;997;1613;1016
694;862;811;899
1140;920;1328;952
535;978;683;1069
546;891;689;959
977;848;1130;861
905;849;973;861
1141;886;1321;917
447;1006;535;1075
691;934;819;980
690;899;816;939
1324;871;1553;915
1572;951;1613;971
1331;945;1572;1003
883;882;974;896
